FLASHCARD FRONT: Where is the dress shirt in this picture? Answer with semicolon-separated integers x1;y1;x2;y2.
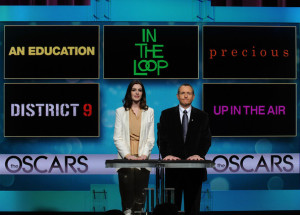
179;105;191;123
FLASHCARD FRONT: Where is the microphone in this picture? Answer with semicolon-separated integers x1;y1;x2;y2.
157;123;162;161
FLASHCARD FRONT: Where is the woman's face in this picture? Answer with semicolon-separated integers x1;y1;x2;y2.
131;84;143;103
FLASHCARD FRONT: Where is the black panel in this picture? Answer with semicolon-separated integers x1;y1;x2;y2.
203;84;296;136
5;84;99;137
203;26;296;79
5;25;99;79
104;26;198;79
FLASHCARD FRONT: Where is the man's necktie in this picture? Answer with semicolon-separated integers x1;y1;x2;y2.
182;110;188;142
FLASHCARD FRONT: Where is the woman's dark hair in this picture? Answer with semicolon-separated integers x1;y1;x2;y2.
123;80;148;111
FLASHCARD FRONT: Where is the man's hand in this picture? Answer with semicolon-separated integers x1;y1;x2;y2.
137;155;148;160
163;155;181;160
124;154;138;160
187;155;204;160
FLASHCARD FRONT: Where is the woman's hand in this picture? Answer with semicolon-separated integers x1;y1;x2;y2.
137;155;148;160
125;154;138;160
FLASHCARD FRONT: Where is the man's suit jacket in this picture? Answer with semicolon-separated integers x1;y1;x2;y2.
159;105;211;180
113;106;155;160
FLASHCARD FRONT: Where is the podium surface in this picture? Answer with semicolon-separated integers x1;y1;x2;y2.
105;159;215;168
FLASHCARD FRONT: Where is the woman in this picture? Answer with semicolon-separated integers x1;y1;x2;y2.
113;80;155;215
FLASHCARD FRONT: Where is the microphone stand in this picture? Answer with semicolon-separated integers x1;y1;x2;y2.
156;123;164;204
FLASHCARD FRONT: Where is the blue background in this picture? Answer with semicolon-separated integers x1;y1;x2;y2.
0;0;299;212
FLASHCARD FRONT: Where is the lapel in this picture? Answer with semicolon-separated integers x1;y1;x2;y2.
185;106;195;144
174;105;185;143
125;109;130;146
174;105;182;133
140;109;146;143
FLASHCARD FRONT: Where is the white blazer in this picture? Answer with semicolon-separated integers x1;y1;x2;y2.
113;107;155;170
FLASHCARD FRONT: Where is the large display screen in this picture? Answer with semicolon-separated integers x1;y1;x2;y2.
0;1;299;214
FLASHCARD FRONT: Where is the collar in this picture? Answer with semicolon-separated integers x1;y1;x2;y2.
179;105;192;114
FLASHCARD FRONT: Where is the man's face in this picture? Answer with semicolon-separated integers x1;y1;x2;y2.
177;86;195;108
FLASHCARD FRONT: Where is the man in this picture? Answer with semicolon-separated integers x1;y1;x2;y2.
159;84;211;215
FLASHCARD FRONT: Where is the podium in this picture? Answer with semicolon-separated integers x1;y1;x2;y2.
105;159;215;209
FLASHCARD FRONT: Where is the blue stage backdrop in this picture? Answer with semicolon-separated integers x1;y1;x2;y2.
0;0;299;212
